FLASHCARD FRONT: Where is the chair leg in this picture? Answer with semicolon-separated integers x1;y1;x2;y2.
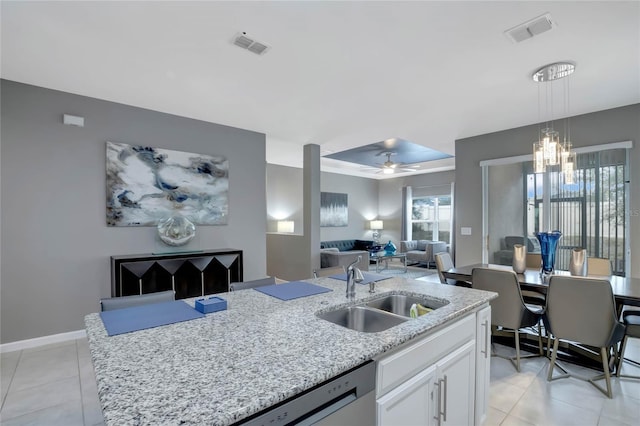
492;327;544;372
600;347;613;398
548;340;616;396
514;331;521;372
616;336;628;377
547;338;559;381
537;323;543;356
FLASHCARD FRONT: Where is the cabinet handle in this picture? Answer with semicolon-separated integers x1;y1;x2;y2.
433;380;442;425
481;320;489;359
442;375;448;422
440;374;447;422
434;378;446;424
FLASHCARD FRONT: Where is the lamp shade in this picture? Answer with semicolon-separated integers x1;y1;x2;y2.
277;220;294;233
370;220;383;230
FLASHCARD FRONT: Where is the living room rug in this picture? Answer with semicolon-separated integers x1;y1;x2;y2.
367;265;438;280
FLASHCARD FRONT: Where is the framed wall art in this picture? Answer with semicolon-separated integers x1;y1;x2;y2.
106;141;228;226
320;192;348;227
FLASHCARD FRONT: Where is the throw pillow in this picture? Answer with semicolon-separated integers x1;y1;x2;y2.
354;240;373;250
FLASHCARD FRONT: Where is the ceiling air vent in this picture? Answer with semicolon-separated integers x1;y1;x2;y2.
504;13;555;43
232;32;270;55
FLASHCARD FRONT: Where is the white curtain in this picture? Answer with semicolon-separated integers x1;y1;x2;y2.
401;186;412;241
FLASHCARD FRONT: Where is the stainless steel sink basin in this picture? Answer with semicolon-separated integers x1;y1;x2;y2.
317;306;407;333
365;293;449;317
317;292;450;332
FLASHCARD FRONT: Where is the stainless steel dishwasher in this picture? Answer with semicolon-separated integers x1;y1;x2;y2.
238;361;376;426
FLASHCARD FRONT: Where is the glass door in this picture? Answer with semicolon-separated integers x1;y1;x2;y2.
486;147;628;275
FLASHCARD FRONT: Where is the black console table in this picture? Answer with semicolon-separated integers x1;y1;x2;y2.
111;249;243;300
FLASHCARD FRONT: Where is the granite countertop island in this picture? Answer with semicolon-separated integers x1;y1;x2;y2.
85;276;496;425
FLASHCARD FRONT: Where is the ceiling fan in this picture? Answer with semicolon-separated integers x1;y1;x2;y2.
363;152;419;174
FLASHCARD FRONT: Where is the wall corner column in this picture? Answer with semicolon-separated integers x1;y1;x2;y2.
304;144;321;276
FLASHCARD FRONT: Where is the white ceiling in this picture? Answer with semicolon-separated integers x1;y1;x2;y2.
2;1;639;178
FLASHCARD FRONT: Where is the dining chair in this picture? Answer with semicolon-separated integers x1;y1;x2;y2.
525;253;541;268
616;310;640;379
313;265;346;278
546;275;626;398
229;276;277;291
511;252;546;306
587;257;613;276
100;290;175;311
435;252;471;287
471;267;544;371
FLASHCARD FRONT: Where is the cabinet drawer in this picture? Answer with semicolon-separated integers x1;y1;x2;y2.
376;314;475;397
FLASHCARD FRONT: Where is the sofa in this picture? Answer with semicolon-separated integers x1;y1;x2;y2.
399;240;448;268
320;239;373;271
493;236;541;265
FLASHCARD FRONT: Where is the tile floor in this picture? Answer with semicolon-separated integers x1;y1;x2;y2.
1;332;639;425
1;339;103;426
485;340;640;425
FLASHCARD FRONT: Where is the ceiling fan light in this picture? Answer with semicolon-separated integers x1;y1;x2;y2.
382;168;394;175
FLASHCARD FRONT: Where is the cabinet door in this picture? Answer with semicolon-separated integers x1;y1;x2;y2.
475;306;491;426
435;340;476;426
377;364;437;426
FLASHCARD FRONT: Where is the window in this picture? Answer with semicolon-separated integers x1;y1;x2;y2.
411;195;451;243
525;149;627;275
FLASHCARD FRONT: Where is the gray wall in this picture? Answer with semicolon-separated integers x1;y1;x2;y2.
266;165;380;242
265;164;381;279
266;164;304;233
320;173;379;242
0;80;267;344
455;103;640;278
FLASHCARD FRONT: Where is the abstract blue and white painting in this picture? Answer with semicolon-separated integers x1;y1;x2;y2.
106;142;228;226
320;192;348;227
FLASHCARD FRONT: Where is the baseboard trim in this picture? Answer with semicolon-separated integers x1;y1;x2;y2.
0;329;86;353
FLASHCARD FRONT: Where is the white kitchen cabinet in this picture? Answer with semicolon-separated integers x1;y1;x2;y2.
375;305;490;426
377;365;437;426
475;305;492;425
434;340;475;426
377;342;475;426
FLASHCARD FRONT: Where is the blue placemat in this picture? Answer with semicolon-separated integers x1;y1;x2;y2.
255;281;332;301
328;272;393;285
100;300;204;336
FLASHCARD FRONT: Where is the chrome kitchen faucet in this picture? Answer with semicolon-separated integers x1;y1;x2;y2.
346;257;364;299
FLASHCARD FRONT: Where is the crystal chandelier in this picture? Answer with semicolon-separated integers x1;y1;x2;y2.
532;62;576;184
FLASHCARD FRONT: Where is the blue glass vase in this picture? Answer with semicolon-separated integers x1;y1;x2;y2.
384;240;397;255
535;231;562;280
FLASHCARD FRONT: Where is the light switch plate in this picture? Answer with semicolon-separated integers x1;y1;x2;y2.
461;227;472;236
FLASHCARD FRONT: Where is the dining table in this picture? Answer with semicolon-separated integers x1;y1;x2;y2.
442;263;640;314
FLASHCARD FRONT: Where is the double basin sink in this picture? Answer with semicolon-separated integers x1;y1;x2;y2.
317;293;449;333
